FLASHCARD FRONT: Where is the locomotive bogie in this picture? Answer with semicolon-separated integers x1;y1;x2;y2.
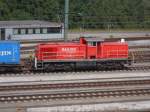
34;58;128;71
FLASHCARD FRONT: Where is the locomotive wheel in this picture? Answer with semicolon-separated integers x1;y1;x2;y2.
44;64;55;72
96;61;125;70
63;64;74;71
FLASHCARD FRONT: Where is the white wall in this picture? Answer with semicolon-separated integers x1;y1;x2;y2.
5;28;64;40
12;33;63;40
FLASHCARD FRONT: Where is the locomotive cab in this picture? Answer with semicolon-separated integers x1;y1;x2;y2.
80;37;104;59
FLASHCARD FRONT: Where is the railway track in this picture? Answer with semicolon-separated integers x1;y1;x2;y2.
20;36;150;44
0;88;150;103
1;79;150;92
129;50;150;63
129;45;150;49
105;36;150;41
0;71;150;104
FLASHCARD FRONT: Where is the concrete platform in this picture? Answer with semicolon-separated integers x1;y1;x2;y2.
0;70;150;85
27;100;150;112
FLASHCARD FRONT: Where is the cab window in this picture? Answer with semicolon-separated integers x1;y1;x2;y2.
88;42;97;46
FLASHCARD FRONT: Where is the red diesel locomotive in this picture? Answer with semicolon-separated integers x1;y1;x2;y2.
34;37;129;71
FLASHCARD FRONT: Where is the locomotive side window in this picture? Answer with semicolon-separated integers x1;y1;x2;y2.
93;42;97;46
87;42;92;46
88;42;97;46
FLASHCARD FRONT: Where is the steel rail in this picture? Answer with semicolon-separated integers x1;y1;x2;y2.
1;79;150;92
0;88;150;103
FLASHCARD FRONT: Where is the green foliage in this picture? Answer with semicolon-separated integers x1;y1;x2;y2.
0;0;149;29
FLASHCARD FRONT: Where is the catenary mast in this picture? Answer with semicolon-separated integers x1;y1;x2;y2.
64;0;69;41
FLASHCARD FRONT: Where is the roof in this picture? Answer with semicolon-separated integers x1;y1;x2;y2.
84;37;104;42
0;40;19;43
0;20;62;28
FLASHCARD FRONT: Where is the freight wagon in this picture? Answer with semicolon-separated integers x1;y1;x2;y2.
0;41;20;71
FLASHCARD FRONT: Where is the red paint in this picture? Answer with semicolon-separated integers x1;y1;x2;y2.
35;38;128;61
97;42;128;59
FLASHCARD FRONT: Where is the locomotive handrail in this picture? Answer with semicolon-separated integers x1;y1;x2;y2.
105;50;128;58
40;49;128;60
41;51;86;59
41;52;85;56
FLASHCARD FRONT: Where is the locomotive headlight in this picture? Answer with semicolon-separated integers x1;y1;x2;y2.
121;38;125;43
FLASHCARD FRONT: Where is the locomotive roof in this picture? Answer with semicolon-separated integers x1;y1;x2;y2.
84;37;104;42
0;20;62;28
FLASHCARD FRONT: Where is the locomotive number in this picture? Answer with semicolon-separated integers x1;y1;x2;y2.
61;48;76;53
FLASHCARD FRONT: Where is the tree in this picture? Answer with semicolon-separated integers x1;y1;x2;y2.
0;0;149;29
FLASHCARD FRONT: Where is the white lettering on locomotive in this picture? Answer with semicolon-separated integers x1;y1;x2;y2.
0;51;12;56
61;48;77;53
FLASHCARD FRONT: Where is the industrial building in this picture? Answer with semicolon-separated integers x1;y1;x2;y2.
0;20;64;41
